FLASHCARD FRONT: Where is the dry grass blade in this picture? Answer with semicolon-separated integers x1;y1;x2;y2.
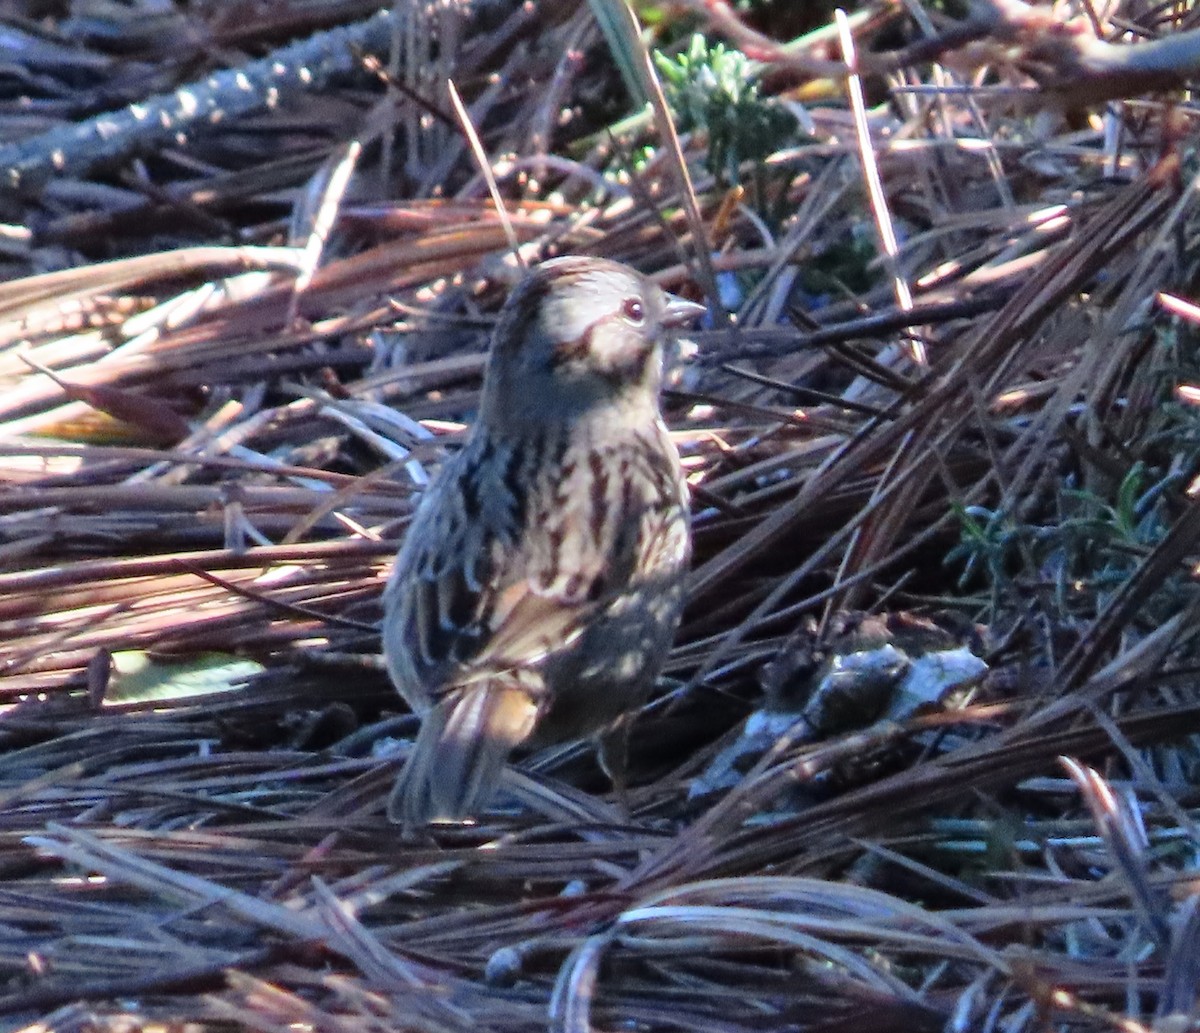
835;9;921;365
446;79;525;268
23;822;320;932
586;0;723;314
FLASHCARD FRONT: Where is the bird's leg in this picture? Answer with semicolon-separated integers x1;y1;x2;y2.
597;714;633;817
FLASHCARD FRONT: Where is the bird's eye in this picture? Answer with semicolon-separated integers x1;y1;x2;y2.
621;297;645;324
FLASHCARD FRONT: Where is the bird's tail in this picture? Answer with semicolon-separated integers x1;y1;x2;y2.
388;682;539;826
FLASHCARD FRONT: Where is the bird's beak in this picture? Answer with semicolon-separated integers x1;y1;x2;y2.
662;293;707;329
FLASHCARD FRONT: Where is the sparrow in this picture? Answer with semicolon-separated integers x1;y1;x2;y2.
383;255;704;824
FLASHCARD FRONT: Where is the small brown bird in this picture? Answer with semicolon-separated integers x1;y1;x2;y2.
382;256;704;824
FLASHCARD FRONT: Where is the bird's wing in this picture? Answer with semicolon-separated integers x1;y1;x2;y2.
385;438;649;708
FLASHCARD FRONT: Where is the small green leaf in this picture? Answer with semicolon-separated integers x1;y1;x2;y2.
105;651;263;705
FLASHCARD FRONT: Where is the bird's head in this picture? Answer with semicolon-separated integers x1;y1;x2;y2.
481;256;705;429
